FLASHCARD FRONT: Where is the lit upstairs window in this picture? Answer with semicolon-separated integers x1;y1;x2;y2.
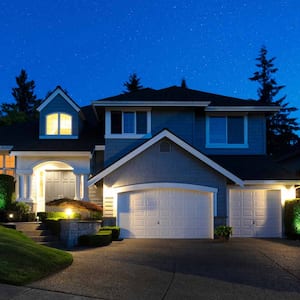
46;113;72;136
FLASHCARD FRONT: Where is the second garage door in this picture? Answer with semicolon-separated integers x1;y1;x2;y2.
230;189;282;237
118;188;213;239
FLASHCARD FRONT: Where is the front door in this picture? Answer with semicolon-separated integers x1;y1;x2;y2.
45;171;75;202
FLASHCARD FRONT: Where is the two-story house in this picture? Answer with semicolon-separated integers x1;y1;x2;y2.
0;85;298;239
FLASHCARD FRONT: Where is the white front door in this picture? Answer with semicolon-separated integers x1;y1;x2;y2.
230;189;282;237
118;188;213;239
45;171;75;202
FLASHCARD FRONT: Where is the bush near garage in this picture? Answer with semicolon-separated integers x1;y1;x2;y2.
99;226;120;240
284;199;300;239
78;230;112;247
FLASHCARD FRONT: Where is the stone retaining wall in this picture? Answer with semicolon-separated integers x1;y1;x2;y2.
60;220;102;249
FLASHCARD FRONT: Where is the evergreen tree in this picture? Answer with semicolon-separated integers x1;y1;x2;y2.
249;46;299;155
123;73;143;93
181;78;187;88
0;69;41;125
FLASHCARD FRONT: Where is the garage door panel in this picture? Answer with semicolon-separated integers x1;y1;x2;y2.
118;188;213;239
230;189;281;238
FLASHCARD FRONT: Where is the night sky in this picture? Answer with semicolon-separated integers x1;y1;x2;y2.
1;1;299;119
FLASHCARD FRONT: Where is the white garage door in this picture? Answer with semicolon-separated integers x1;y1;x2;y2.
118;188;213;239
230;190;282;237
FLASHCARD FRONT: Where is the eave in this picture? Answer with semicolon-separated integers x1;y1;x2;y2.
92;101;211;107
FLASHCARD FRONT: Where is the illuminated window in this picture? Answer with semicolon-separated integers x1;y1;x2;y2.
0;155;15;176
46;113;72;135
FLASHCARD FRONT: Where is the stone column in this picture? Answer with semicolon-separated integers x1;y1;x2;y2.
18;174;25;201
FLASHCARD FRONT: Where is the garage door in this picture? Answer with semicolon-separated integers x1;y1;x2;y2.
118;188;213;239
230;190;282;237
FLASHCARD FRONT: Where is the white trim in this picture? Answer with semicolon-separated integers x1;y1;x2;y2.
93;100;211;107
88;129;244;186
205;106;281;112
105;108;152;138
11;151;91;157
40;135;78;139
114;182;218;194
37;87;80;112
94;145;105;151
205;115;248;148
243;180;300;185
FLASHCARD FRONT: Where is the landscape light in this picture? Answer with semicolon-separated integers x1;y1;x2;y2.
65;208;73;219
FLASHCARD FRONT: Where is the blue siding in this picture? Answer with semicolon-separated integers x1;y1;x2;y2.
105;139;228;218
151;109;195;144
39;94;80;137
199;114;266;155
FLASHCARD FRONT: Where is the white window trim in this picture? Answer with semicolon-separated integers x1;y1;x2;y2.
205;114;248;148
43;112;74;138
105;108;152;139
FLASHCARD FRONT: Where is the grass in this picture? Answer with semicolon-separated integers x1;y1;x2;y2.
0;225;73;285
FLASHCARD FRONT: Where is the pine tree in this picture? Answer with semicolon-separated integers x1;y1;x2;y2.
0;69;41;125
249;46;299;155
123;73;143;93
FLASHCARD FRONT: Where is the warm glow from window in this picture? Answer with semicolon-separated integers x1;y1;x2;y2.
5;156;15;168
60;113;72;134
46;113;59;135
46;113;72;135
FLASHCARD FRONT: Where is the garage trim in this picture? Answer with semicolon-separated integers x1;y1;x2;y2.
115;182;218;216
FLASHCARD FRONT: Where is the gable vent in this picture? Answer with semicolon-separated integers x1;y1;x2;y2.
160;141;171;153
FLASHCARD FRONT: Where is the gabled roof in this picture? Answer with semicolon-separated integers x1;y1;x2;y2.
92;86;280;112
0;105;104;152
37;86;81;112
87;129;244;186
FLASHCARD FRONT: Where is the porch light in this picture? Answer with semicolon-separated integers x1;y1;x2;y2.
65;208;73;219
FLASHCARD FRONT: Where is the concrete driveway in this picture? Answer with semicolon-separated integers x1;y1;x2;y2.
2;238;300;299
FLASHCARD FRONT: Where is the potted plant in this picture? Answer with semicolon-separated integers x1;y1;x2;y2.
214;225;233;241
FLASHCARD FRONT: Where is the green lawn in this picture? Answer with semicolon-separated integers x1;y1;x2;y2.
0;225;73;285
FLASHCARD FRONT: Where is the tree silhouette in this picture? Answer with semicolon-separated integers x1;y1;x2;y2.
0;69;41;125
249;46;299;155
123;73;143;93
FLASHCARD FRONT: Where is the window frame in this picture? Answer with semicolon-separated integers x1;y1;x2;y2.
0;154;15;176
105;108;151;139
43;112;75;138
206;114;248;148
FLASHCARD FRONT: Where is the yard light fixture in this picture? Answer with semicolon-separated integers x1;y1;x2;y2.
8;213;14;220
65;208;73;219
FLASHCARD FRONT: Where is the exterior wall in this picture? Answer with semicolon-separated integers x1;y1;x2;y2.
104;109;267;167
198;113;266;155
39;94;80;137
104;139;228;219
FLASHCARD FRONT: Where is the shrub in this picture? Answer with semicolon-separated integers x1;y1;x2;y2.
284;199;300;239
214;225;233;239
78;230;112;247
7;202;31;221
100;226;120;240
45;219;61;236
0;174;15;209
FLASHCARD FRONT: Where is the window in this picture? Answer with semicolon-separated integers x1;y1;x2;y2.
207;115;247;147
107;110;150;137
46;113;72;136
0;155;15;176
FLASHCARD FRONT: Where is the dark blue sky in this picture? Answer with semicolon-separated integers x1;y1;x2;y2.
1;1;299;117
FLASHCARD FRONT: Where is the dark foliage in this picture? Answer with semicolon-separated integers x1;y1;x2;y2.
0;69;41;125
249;46;299;156
284;199;300;239
123;72;143;93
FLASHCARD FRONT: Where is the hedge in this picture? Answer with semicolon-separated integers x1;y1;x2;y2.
78;230;112;247
284;199;300;239
0;174;15;209
99;226;120;240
